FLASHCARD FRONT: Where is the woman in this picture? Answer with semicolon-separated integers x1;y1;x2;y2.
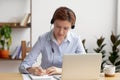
19;6;85;76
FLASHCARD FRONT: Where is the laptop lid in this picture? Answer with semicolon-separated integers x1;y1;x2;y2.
61;53;102;80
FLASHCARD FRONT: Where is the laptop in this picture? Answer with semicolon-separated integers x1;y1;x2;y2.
61;53;102;80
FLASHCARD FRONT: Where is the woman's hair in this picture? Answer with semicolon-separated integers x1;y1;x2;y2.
51;7;76;27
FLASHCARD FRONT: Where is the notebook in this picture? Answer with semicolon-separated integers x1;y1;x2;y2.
28;74;53;80
61;53;102;80
28;74;61;80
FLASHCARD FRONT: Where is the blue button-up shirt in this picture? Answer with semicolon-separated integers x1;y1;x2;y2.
19;30;85;73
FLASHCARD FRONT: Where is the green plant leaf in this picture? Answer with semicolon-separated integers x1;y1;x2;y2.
101;50;106;54
109;51;119;65
111;32;116;44
114;40;120;47
82;39;85;45
82;39;88;53
94;48;100;53
115;61;120;66
97;36;105;47
112;45;117;51
102;55;105;58
100;44;106;50
0;24;12;50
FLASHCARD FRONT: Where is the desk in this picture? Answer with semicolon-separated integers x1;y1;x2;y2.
102;73;120;80
0;73;23;80
0;73;120;80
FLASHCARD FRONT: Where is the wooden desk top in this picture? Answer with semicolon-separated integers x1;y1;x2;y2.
105;73;120;80
0;73;23;80
0;73;120;80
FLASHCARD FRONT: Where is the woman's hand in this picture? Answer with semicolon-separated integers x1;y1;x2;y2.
27;67;46;76
46;66;62;75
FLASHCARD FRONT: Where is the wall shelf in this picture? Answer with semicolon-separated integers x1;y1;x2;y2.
0;58;22;61
0;22;31;28
0;0;32;61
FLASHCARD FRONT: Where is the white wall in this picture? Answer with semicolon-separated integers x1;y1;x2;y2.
32;0;117;53
118;0;120;34
0;0;24;22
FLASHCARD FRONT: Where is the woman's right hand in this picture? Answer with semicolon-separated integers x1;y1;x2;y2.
27;67;46;76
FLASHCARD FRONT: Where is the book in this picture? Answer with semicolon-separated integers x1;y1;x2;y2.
20;13;31;27
11;46;21;59
16;46;22;59
17;41;30;59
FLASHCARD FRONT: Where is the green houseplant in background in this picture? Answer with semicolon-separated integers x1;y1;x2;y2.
0;24;12;58
82;39;88;53
94;36;106;72
108;32;120;72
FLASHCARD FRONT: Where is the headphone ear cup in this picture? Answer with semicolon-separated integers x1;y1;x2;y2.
51;18;54;24
71;25;75;29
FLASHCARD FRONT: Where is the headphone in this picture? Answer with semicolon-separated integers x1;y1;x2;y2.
50;7;76;29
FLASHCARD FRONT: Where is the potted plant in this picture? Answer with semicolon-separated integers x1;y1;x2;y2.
0;24;12;58
107;32;120;72
94;36;106;72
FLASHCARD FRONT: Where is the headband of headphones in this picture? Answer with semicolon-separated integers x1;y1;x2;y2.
50;7;76;29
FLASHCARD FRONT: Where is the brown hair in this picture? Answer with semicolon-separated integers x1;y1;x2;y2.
51;7;76;26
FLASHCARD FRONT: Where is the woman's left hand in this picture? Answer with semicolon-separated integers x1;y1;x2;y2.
46;66;62;75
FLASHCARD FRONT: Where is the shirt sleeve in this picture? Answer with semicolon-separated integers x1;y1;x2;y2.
19;36;43;73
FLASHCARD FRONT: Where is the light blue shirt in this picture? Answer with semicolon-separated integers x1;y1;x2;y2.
19;30;85;73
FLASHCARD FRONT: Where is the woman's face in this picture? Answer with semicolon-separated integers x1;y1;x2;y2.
53;19;71;40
